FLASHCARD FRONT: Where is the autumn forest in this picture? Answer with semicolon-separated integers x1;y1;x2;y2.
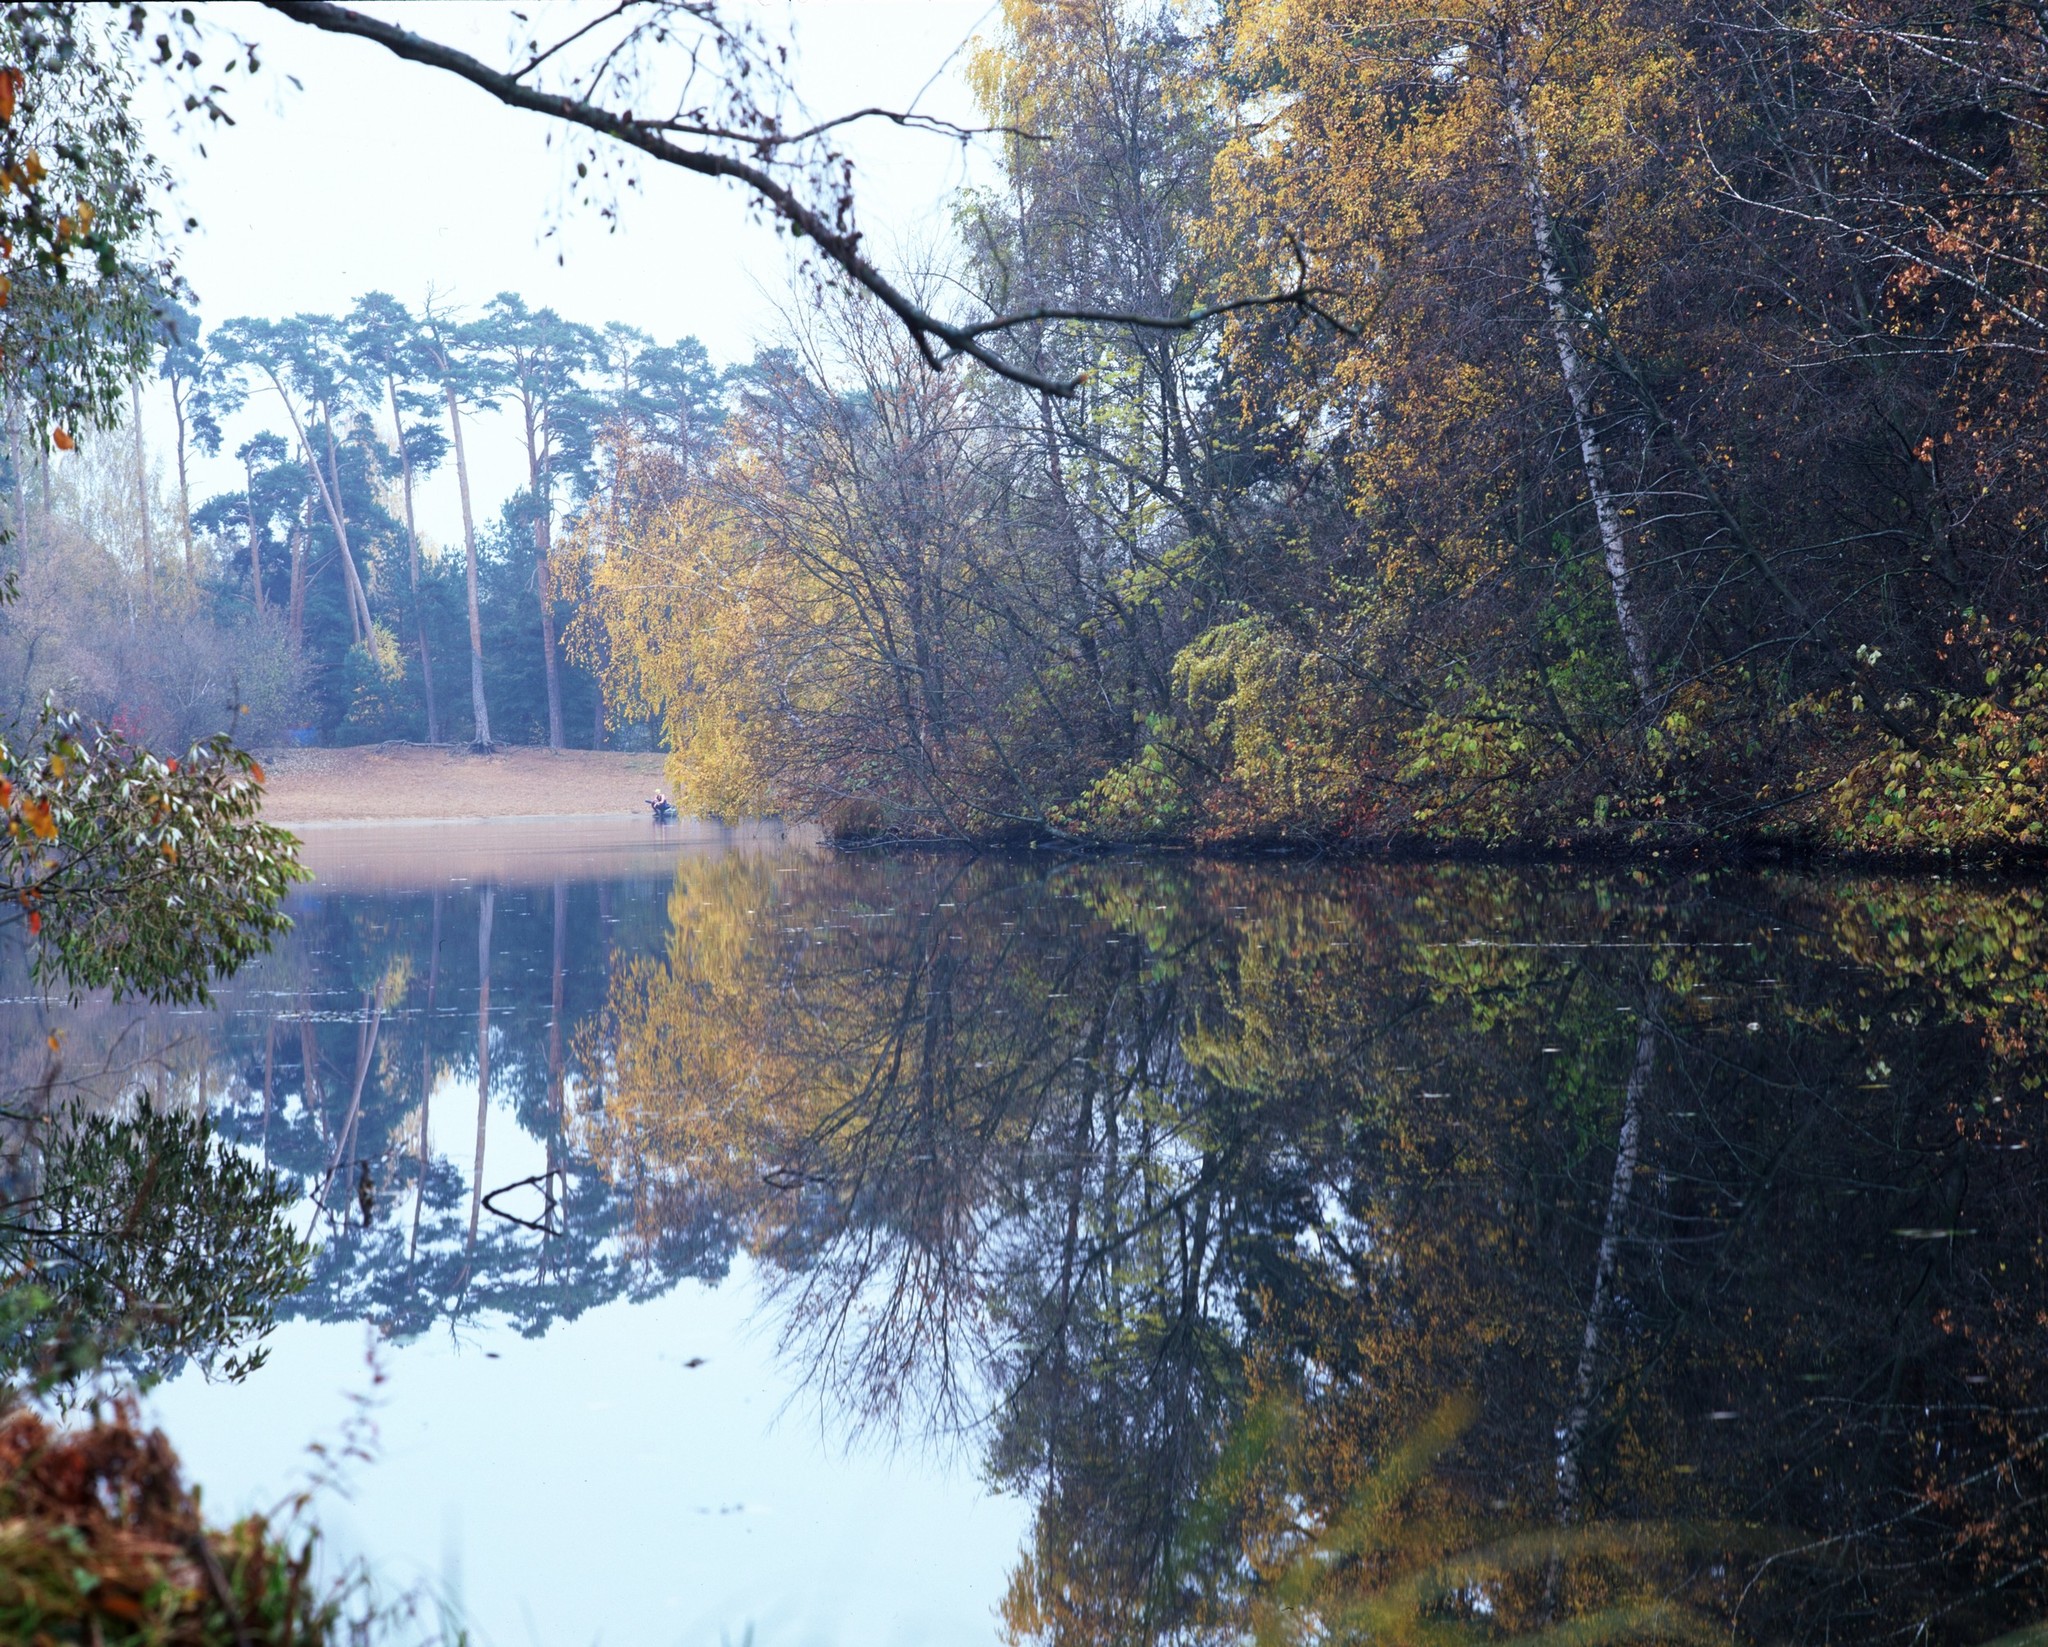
0;3;2045;1644
9;0;2042;855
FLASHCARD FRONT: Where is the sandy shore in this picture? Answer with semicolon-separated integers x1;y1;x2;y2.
257;743;670;825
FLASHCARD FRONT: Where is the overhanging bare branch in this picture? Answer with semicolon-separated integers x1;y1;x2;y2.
256;1;1343;396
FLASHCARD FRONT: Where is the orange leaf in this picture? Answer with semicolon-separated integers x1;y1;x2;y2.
94;1588;140;1621
50;427;72;451
28;909;41;935
0;68;22;125
250;761;266;784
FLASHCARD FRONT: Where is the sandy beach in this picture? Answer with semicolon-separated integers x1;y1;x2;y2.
257;743;670;826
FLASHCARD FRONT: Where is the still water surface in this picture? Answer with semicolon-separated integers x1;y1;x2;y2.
36;820;2048;1644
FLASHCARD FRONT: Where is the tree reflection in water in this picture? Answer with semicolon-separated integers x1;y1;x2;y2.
582;858;2048;1646
28;852;2048;1643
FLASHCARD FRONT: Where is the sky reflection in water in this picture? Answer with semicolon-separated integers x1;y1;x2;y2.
55;821;2048;1645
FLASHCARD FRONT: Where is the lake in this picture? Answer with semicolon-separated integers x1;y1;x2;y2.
33;819;2048;1644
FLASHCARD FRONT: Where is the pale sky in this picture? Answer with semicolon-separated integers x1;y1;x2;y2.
136;0;999;547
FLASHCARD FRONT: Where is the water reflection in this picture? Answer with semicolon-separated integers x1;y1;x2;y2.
581;858;2048;1644
38;833;2048;1644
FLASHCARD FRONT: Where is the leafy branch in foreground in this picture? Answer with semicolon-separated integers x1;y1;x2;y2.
0;705;305;1004
0;1400;400;1645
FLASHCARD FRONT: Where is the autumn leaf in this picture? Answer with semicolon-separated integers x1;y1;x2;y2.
0;67;22;125
50;427;72;451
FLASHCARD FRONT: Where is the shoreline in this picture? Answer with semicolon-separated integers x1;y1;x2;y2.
828;828;2048;876
256;747;2046;876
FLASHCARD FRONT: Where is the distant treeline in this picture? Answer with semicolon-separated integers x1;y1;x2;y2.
0;290;734;752
572;0;2048;856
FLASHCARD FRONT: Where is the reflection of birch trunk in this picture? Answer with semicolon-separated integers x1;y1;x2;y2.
299;1005;327;1145
467;886;494;1260
1502;84;1656;704
322;987;383;1217
413;891;440;1265
261;1018;274;1169
1555;1017;1656;1523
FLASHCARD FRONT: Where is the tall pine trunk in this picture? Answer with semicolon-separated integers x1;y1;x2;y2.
171;380;194;571
243;458;264;615
288;496;309;648
129;380;154;604
268;370;369;644
521;398;565;749
319;405;374;643
387;373;439;742
444;382;492;749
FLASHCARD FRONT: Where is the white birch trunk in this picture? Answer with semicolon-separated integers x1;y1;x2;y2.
1506;93;1657;704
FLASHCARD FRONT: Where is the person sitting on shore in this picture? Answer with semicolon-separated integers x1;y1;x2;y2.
649;789;672;814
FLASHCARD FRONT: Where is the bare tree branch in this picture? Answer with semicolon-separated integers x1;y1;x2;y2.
256;1;1338;396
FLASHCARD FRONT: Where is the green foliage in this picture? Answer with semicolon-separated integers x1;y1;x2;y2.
0;707;304;1003
1821;628;2048;855
338;626;413;742
0;8;177;444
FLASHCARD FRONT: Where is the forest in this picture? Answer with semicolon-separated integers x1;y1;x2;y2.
5;0;2043;854
0;4;2042;1642
6;291;718;753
